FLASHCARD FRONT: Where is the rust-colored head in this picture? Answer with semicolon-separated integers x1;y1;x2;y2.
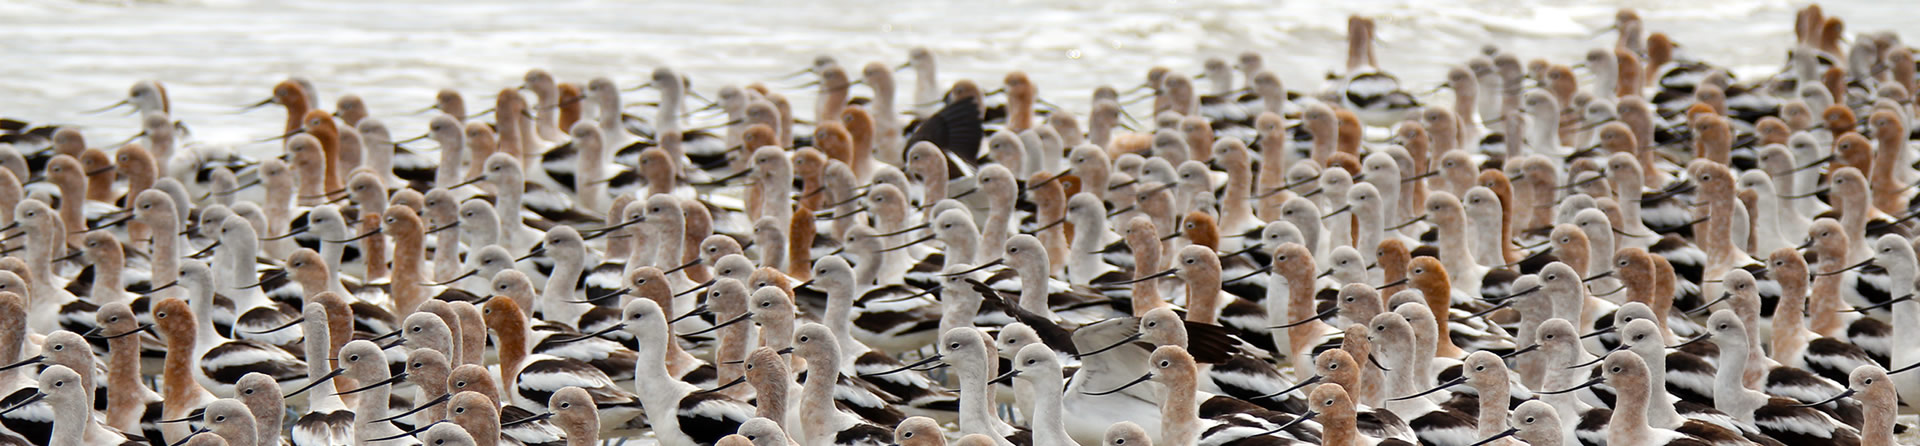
1334;110;1363;156
151;298;195;344
1376;238;1411;294
1407;256;1450;296
1180;211;1219;250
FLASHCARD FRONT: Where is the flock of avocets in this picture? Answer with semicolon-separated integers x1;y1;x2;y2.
0;4;1914;446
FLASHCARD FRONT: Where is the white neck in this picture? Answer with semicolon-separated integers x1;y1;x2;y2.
940;291;981;338
541;256;587;325
800;350;842;446
822;284;863;369
940;231;978;269
657;88;684;135
1711;337;1767;425
50;393;86;446
1637;349;1684;428
956;354;1013;444
495;182;525;251
1019;263;1057;320
1469;212;1505;267
1067;222;1108;284
435;133;464;188
1029;373;1076;446
1541;347;1590;446
350;374;393;446
1527;112;1560;154
304;320;347;412
191;285;223;345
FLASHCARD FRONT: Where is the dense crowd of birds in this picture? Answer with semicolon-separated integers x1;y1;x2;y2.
0;4;1916;446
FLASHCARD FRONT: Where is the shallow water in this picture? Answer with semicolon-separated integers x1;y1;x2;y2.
0;0;1908;154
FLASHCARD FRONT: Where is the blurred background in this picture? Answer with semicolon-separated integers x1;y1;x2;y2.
0;0;1904;152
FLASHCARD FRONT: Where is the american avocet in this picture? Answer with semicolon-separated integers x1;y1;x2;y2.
1529;318;1604;445
1366;311;1476;446
199;398;258;446
1468;400;1561;446
1420;192;1513;301
0;292;40;442
12;364;145;446
10;200;91;336
543;386;600;446
742;346;801;431
767;283;930;425
446;390;545;446
1336;22;1420;128
791;323;895;446
1130;307;1279;405
1551;352;1728;446
983;235;1114;324
483;294;645;434
1406;257;1511;357
1607;317;1759;444
149;298;218;444
210;216;302;348
1312;383;1419;446
894;416;946;446
1425;352;1520;446
837;227;942;336
1092;345;1319;446
439;363;553;443
283;248;399;335
733;417;792;446
42;154;120;236
327;339;413;445
1268;348;1409;441
92;301;160;438
1268;243;1343;375
1764;237;1876;387
1702;311;1861;446
395;349;451;428
26;331;105;420
166;260;305;398
994;343;1078;446
924;327;1026;446
228;373;284;446
619;298;752;446
416;423;478;446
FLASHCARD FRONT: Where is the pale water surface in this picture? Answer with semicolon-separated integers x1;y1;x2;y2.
0;0;1908;152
